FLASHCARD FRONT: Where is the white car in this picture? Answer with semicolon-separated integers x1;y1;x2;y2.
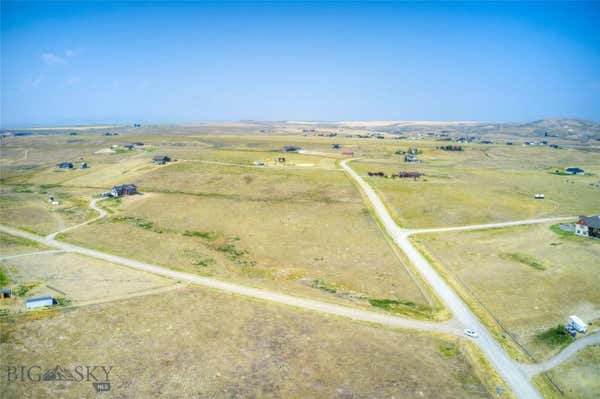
464;329;479;338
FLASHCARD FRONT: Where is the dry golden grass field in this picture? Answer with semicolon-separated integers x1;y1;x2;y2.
413;223;600;360
0;286;500;399
0;231;50;256
1;251;174;310
59;165;439;319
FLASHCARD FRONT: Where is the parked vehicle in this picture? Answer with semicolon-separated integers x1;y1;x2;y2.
464;329;479;338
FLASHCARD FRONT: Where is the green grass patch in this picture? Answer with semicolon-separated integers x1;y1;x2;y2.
0;267;9;287
312;279;338;294
113;148;133;154
368;298;417;309
368;298;438;318
38;184;61;190
54;296;72;307
0;233;42;249
438;343;460;359
15;282;38;297
183;230;219;240
550;223;573;237
536;325;574;348
110;216;162;233
499;252;546;270
217;243;247;258
193;257;215;268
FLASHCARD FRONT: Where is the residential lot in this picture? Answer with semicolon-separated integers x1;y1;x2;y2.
352;143;600;228
1;286;499;398
413;223;600;360
60;186;436;319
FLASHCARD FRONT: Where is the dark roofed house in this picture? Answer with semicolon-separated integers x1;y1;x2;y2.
565;167;585;175
332;144;342;149
111;184;137;197
575;215;600;238
283;146;301;152
395;171;423;178
56;162;73;169
122;144;135;150
152;155;171;165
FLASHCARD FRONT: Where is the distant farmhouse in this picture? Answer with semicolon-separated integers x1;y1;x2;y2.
56;162;73;169
395;171;423;178
283;146;301;152
565;167;585;175
152;155;171;165
438;145;463;151
405;154;420;162
111;184;137;197
575;215;600;238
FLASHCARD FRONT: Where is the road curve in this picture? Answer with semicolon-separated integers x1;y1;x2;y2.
46;197;108;240
0;224;461;335
340;158;542;399
521;331;600;377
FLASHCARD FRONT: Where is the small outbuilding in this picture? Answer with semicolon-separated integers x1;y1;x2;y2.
56;162;73;169
283;146;300;152
575;215;600;238
152;155;171;165
332;144;342;149
534;193;545;199
80;162;88;169
567;315;588;333
26;296;55;309
111;184;137;197
341;151;354;157
0;289;11;298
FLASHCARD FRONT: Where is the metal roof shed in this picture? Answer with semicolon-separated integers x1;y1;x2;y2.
26;296;55;309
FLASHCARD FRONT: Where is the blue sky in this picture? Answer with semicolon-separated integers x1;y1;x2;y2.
2;1;600;127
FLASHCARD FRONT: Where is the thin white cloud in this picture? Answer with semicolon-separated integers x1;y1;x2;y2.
41;52;66;65
65;49;76;57
25;74;44;87
66;76;81;86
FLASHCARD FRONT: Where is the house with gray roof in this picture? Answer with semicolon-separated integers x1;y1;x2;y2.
575;215;600;238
